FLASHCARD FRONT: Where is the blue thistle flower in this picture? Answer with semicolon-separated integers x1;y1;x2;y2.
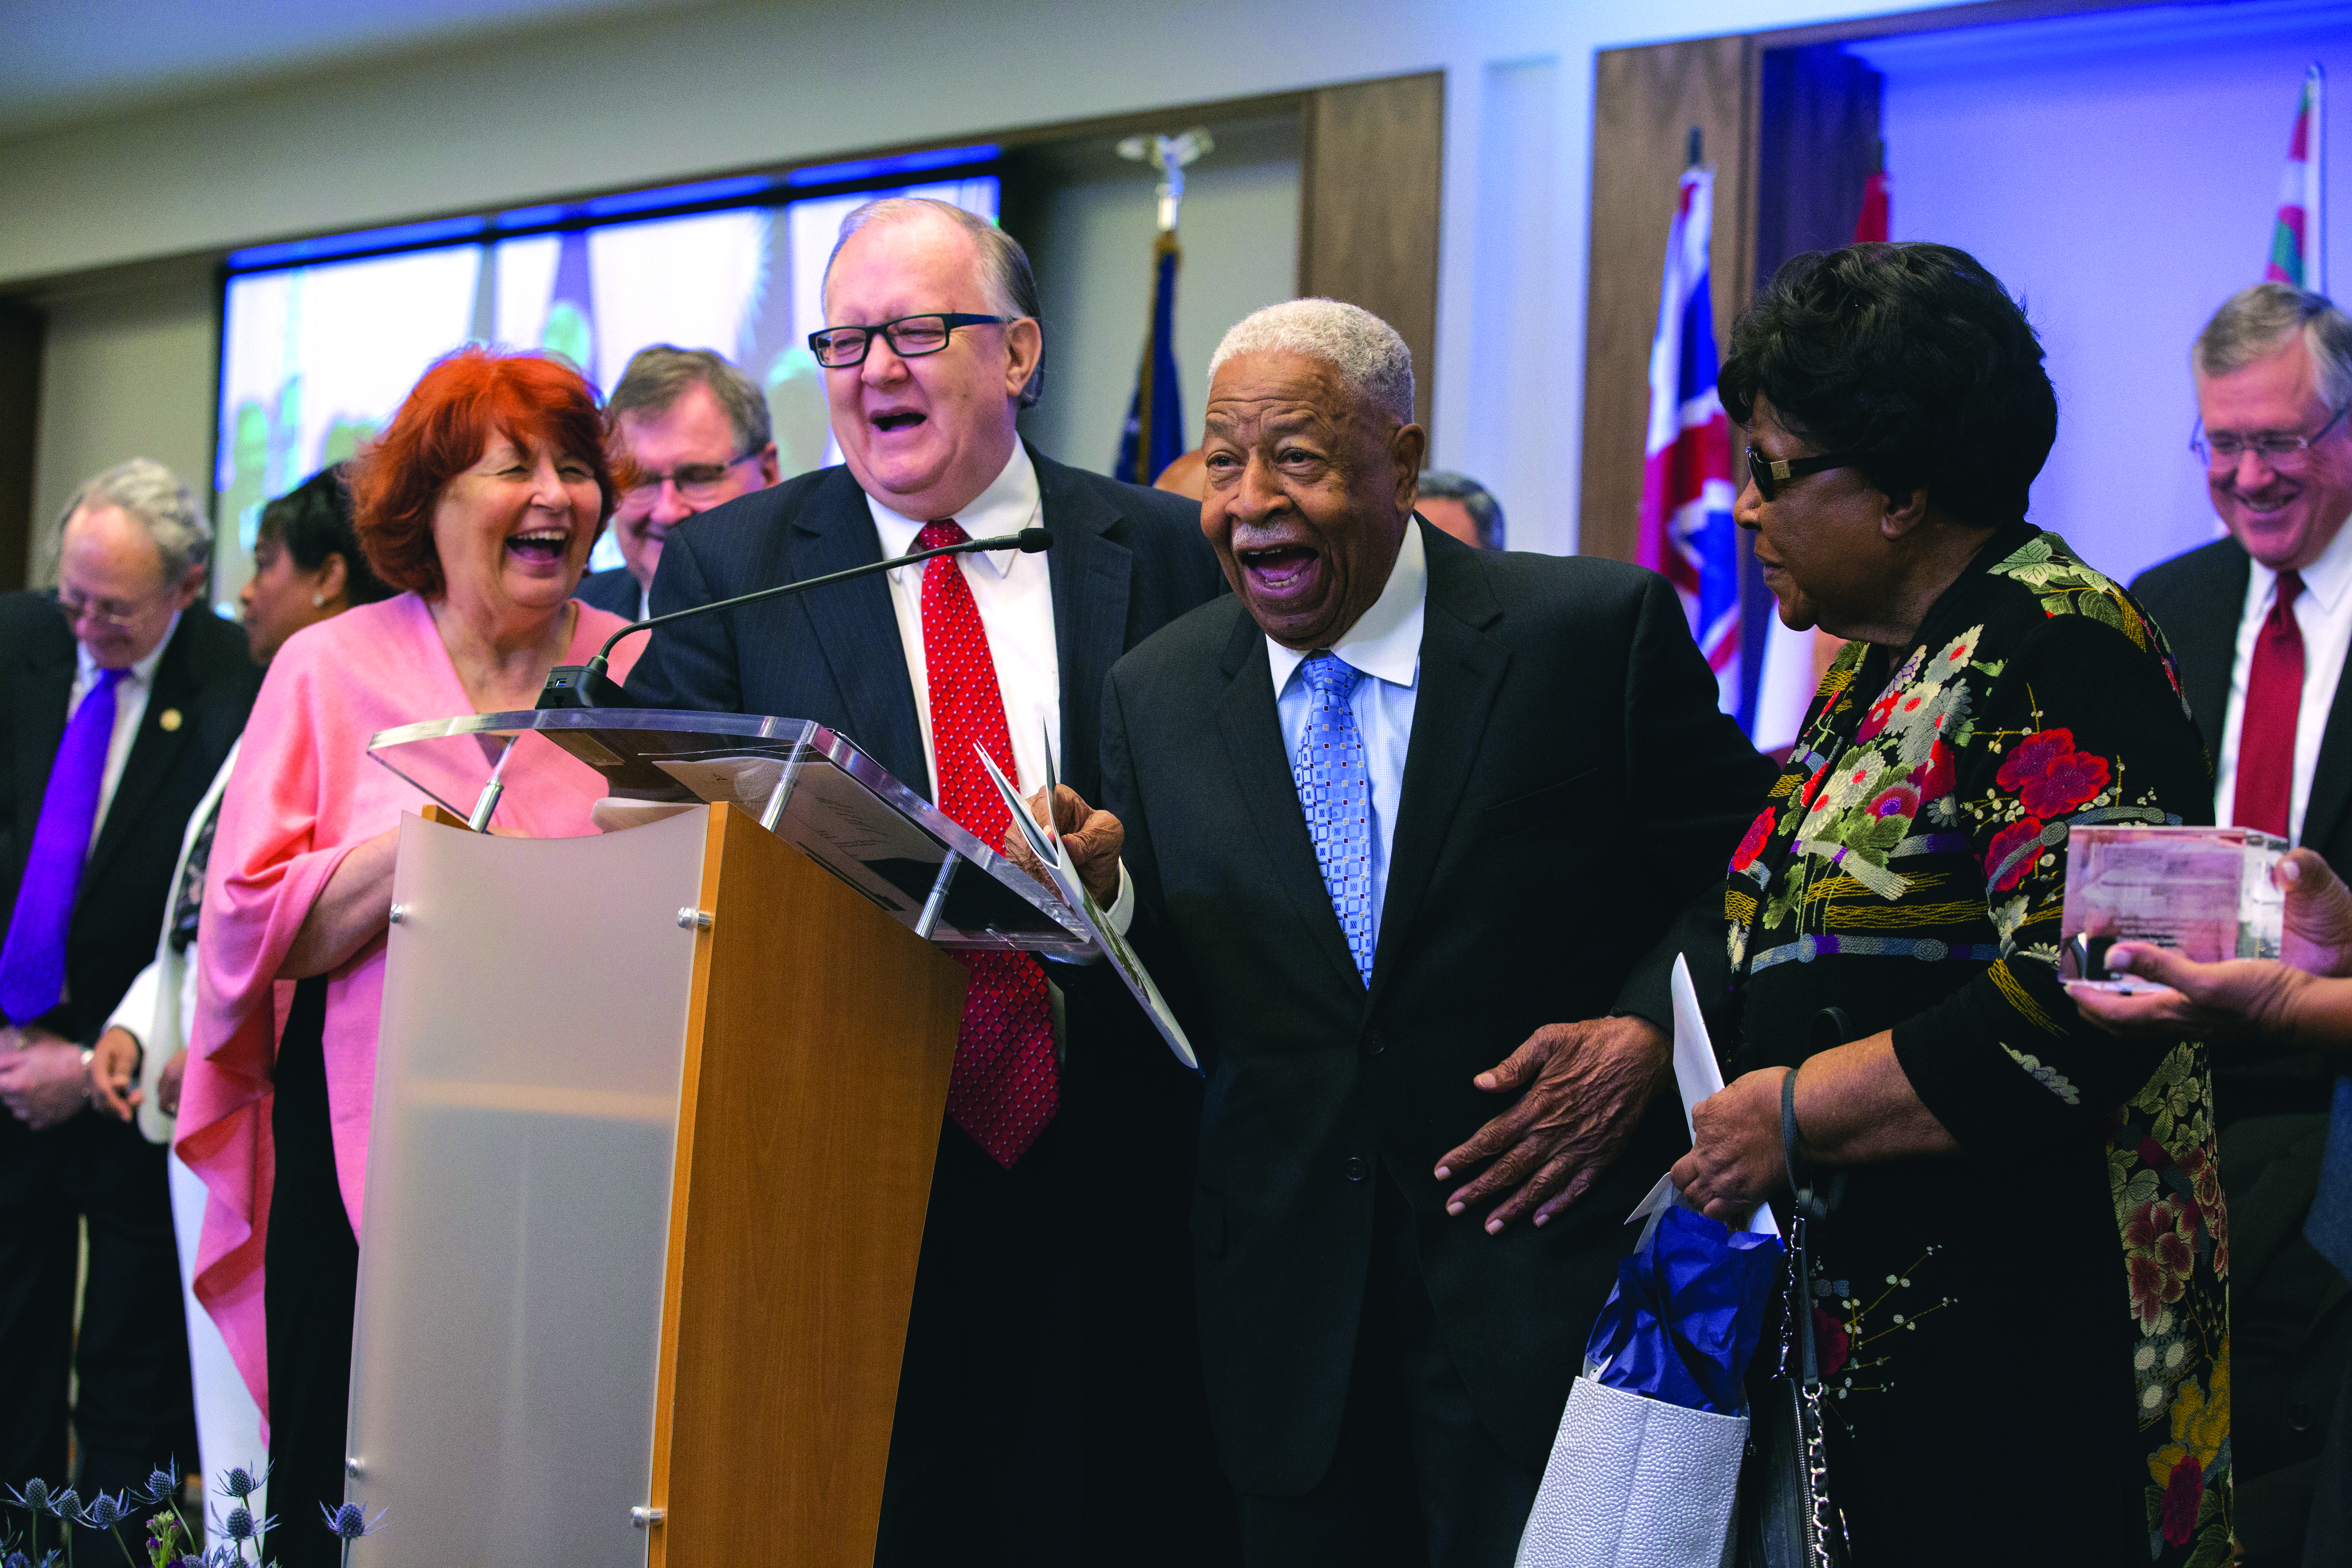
78;1491;129;1531
4;1479;48;1513
40;1491;76;1521
318;1501;385;1541
5;1549;28;1568
214;1465;265;1502
140;1459;180;1505
222;1505;253;1542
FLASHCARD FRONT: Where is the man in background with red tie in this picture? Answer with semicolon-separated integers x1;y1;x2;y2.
2134;281;2352;1566
624;196;1232;1566
0;460;260;1557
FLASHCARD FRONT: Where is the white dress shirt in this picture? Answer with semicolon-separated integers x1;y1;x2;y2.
1265;522;1428;947
866;444;1060;801
69;610;180;853
2215;518;2352;844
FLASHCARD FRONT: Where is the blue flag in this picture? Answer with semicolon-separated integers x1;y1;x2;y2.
1114;234;1184;486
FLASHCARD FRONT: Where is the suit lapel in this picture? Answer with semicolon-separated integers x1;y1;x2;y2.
84;615;199;894
13;615;74;870
2181;541;2247;751
1035;448;1131;790
1214;613;1362;996
1367;529;1508;1008
788;469;931;797
2302;627;2352;853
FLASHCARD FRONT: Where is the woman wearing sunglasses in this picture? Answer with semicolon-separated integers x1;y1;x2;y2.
1667;242;2225;1566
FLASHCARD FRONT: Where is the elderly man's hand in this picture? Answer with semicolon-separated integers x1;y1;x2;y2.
1670;1068;1791;1224
87;1027;144;1123
0;1032;91;1131
1436;1016;1668;1233
2069;944;2312;1045
1002;785;1124;906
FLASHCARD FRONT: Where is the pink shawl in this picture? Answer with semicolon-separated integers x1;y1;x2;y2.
176;592;642;1422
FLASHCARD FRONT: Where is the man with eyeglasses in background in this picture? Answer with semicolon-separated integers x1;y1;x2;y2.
575;344;782;621
2133;281;2352;1568
626;196;1232;1567
0;459;261;1555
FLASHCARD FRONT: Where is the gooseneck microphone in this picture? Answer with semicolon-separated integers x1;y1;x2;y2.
537;527;1054;708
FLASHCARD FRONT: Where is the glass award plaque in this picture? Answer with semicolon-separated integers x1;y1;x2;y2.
2060;823;2287;985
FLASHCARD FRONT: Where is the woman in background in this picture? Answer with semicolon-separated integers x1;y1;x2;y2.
236;462;394;665
176;349;641;1565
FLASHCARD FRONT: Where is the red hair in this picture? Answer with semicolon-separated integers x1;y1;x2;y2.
350;347;625;600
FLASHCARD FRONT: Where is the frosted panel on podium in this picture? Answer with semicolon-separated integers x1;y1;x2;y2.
347;808;708;1567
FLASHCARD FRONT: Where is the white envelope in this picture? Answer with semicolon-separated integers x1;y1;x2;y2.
1626;954;1777;1237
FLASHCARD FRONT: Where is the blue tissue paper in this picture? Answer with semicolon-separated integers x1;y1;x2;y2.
1584;1205;1784;1415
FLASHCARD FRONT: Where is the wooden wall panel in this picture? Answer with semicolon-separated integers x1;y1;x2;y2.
1579;38;1757;565
1299;71;1444;435
0;301;40;593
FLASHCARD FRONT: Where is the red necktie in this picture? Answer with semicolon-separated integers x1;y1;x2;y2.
916;519;1059;1167
2233;568;2305;838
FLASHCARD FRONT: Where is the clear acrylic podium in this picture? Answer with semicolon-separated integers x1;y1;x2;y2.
348;710;1082;1568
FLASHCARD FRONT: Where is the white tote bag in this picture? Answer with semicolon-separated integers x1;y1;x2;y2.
1514;1373;1749;1568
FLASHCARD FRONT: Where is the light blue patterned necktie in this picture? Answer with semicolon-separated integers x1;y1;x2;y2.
1293;652;1374;986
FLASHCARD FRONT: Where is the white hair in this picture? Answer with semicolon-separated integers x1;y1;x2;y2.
1207;298;1415;425
60;457;210;579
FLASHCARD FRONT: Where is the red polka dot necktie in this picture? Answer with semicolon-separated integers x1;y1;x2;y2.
2232;568;2304;839
916;519;1059;1167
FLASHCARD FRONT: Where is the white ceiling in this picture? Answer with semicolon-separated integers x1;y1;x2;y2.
0;0;699;138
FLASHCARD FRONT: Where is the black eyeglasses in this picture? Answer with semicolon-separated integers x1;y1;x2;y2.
1745;446;1860;502
807;313;1009;368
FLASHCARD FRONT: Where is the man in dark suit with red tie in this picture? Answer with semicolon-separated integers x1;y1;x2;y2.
2132;282;2352;1566
624;196;1232;1566
0;460;260;1555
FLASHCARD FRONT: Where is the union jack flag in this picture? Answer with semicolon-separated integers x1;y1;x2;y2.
1638;167;1741;714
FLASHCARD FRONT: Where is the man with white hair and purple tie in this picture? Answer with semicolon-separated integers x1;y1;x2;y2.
1042;299;1772;1564
0;459;260;1554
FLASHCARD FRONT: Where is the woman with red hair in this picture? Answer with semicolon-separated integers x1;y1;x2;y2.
177;348;644;1563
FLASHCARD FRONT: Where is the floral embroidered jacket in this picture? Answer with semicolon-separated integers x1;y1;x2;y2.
1723;524;2229;1567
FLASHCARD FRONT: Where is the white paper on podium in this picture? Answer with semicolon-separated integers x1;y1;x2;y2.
976;737;1200;1072
1626;954;1778;1236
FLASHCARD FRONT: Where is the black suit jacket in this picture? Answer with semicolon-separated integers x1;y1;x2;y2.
574;564;642;620
1100;523;1777;1490
0;595;261;1044
625;444;1225;807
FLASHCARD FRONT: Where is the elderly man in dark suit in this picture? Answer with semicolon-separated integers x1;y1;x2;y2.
2132;281;2352;1567
625;196;1231;1566
0;459;260;1552
1040;300;1773;1566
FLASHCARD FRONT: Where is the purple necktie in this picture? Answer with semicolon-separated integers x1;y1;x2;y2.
0;666;125;1025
